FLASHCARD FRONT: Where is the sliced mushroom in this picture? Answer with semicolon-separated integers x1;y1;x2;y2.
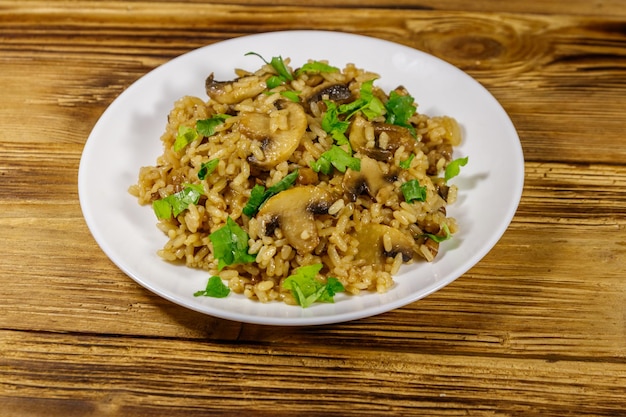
349;115;417;162
205;73;268;105
306;82;352;105
256;186;334;254
240;101;308;169
342;156;394;202
355;223;419;264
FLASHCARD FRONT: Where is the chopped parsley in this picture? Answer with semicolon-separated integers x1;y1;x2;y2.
246;52;294;83
194;276;231;298
173;115;230;152
209;217;257;271
266;75;286;89
385;91;417;136
246;52;303;101
400;179;427;203
173;125;199;152
282;263;345;308
242;169;299;217
321;101;351;145
310;145;361;175
295;61;339;76
339;79;385;120
198;159;219;180
399;153;415;169
196;114;231;137
280;90;301;102
444;156;469;181
152;183;204;219
318;79;385;152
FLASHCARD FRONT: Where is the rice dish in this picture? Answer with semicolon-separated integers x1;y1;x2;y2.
128;54;463;306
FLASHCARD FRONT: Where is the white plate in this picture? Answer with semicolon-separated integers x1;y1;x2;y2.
78;30;524;326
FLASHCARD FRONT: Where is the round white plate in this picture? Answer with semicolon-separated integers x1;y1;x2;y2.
78;30;524;326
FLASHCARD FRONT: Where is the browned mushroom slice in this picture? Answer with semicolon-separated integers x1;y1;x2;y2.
241;101;308;169
355;224;419;265
306;82;352;105
205;73;268;105
349;115;417;162
256;186;335;254
342;156;394;202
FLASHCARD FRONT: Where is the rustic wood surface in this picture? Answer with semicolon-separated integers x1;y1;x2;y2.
1;1;625;416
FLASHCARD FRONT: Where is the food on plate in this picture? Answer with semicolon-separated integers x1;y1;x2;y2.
128;53;466;307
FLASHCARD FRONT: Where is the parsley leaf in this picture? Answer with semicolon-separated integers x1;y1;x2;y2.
269;55;294;81
242;169;299;217
245;52;293;81
152;183;204;219
266;75;285;89
280;90;301;102
209;217;257;271
196;114;230;137
173;125;199;152
198;159;219;180
310;145;361;175
339;79;385;120
444;156;469;182
321;101;350;145
194;276;231;298
295;61;339;76
282;264;345;308
385;91;417;136
399;153;415;169
401;179;427;203
317;277;345;303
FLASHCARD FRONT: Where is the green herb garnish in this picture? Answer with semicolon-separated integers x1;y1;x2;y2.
194;276;231;298
321;101;351;145
339;79;385;120
266;75;285;89
173;114;230;152
310;145;361;175
318;79;385;147
444;156;469;182
152;183;204;219
385;91;417;136
280;90;301;102
242;169;299;217
400;179;427;203
399;153;415;169
198;159;219;180
173;125;199;152
209;217;257;271
282;263;345;308
196;114;230;137
246;52;293;82
295;61;339;76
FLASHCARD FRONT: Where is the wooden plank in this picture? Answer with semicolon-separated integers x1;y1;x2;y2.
3;0;626;18
1;330;625;416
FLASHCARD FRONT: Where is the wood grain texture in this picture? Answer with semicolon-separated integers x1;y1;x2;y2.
2;331;625;417
2;3;625;164
1;1;626;415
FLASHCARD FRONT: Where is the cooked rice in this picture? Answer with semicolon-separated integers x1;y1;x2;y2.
128;57;462;304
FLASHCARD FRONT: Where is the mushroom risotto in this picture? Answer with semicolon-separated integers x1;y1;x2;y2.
129;53;466;307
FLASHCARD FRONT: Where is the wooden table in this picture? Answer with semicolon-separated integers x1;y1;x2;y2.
2;1;625;415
